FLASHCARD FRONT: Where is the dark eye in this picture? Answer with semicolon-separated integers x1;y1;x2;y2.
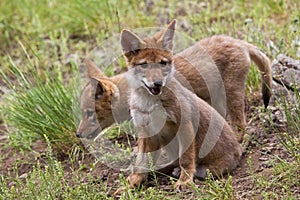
86;110;94;117
137;63;147;68
160;60;168;65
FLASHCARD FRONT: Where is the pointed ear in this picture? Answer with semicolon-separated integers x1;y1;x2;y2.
86;59;105;80
120;29;145;56
158;19;176;51
90;77;105;100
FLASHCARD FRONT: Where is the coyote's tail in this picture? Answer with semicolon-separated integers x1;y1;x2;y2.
247;43;272;108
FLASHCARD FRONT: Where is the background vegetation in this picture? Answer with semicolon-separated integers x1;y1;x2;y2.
0;0;299;199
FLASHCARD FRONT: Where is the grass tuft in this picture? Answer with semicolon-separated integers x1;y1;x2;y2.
0;54;81;151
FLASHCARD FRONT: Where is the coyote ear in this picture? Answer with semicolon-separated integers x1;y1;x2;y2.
158;19;176;51
120;30;145;59
90;77;105;100
86;59;105;80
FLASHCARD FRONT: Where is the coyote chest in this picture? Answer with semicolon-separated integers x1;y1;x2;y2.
129;89;178;138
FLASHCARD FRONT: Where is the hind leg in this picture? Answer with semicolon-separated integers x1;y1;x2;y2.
226;90;246;142
199;155;241;179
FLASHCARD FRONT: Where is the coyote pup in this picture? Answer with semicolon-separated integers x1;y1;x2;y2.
120;20;242;190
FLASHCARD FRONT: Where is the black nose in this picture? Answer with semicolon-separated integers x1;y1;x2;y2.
76;132;82;138
153;80;163;87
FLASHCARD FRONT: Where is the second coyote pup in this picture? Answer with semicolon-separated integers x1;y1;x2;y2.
120;20;242;190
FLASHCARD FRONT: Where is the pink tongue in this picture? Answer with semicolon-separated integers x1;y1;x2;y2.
150;87;161;95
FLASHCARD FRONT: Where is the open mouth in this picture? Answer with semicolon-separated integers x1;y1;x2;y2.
142;81;162;96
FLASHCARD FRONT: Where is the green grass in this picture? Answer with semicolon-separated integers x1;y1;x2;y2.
0;147;236;200
245;87;300;199
0;0;300;199
0;53;81;151
0;141;111;200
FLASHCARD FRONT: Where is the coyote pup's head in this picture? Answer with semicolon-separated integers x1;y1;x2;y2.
76;60;119;139
121;20;176;96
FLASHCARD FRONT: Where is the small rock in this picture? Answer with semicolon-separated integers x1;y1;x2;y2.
261;162;272;168
19;173;28;179
0;135;8;141
8;182;16;187
272;54;300;91
258;156;269;161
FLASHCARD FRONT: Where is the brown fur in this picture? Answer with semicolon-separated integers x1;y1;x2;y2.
119;20;242;191
196;36;272;135
126;79;242;190
77;27;272;143
76;60;127;139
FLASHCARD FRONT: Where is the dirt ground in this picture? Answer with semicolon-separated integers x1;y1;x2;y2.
0;81;297;199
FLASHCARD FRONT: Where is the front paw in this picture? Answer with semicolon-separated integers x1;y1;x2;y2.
114;173;146;196
174;178;193;192
114;186;127;197
127;173;146;188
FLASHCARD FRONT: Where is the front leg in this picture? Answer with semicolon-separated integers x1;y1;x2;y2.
175;122;196;190
127;136;160;188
